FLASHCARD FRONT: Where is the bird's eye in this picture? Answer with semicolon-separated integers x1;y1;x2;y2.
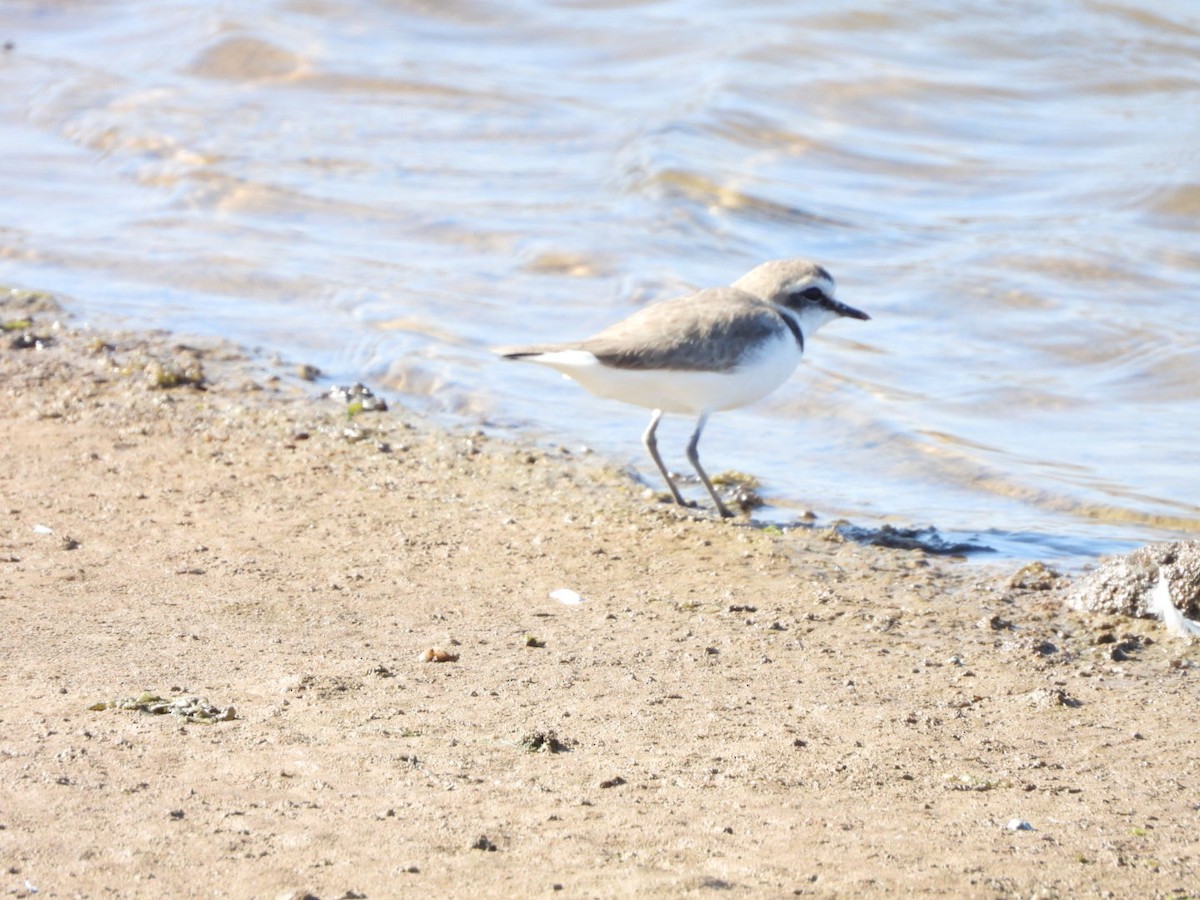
800;287;825;301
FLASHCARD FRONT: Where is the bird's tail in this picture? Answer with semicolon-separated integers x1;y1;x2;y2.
493;344;558;360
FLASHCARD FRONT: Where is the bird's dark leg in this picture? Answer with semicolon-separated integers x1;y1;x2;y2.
686;413;733;518
642;409;687;507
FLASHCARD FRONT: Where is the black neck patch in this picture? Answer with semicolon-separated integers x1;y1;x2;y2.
778;310;804;352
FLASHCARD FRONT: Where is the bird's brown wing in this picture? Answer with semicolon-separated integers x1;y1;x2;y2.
579;288;793;372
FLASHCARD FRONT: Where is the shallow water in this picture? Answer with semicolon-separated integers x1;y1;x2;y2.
2;0;1198;561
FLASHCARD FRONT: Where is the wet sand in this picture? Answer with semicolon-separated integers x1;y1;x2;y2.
2;292;1198;898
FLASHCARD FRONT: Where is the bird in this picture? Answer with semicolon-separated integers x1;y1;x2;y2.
494;259;870;518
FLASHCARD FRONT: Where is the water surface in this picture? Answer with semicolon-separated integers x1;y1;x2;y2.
2;0;1198;560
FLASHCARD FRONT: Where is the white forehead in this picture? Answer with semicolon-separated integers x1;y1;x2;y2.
795;274;835;292
733;259;833;297
783;267;836;294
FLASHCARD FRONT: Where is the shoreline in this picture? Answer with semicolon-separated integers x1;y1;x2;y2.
2;289;1198;897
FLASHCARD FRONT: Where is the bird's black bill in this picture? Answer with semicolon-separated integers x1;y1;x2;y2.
832;300;870;321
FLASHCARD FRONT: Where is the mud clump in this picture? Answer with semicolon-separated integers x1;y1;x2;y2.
1069;541;1200;618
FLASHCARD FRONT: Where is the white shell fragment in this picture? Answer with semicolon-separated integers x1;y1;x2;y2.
33;524;54;535
550;588;585;605
1006;819;1034;832
1148;573;1200;639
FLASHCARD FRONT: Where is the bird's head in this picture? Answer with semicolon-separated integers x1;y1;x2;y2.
733;259;870;334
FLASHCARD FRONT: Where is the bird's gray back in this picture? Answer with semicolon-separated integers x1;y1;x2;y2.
577;287;795;372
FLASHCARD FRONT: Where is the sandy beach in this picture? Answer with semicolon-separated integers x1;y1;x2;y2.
2;290;1198;898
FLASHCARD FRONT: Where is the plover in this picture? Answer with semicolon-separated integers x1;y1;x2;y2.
495;259;869;518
